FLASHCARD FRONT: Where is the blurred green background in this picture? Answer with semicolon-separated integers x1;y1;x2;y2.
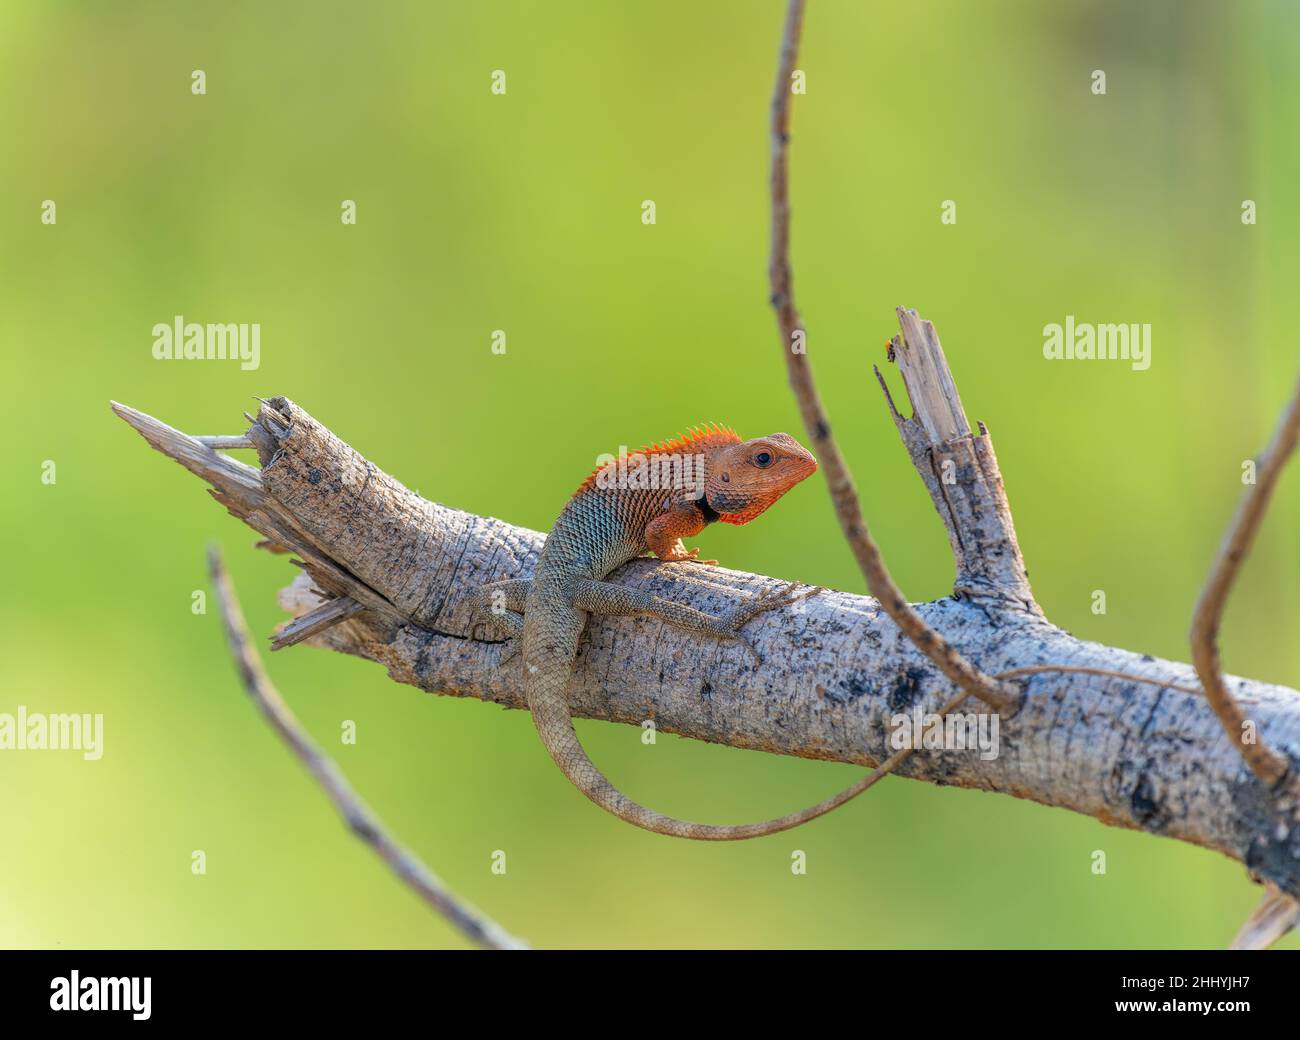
3;0;1298;949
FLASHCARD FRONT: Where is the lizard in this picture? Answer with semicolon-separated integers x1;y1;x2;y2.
467;424;884;840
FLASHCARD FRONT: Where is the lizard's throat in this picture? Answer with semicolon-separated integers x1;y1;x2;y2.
705;491;772;526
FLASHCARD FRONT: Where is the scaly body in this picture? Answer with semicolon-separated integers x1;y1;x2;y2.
470;425;875;839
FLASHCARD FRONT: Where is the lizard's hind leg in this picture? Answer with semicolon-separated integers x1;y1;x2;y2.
465;579;530;641
466;578;530;669
570;579;818;661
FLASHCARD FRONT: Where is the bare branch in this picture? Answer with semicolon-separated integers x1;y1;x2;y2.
270;594;364;651
768;0;1019;713
1230;885;1300;951
1190;376;1300;789
115;398;1300;901
206;546;528;951
196;435;255;450
881;312;1037;608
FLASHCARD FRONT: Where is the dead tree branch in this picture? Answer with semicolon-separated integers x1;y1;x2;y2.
113;392;1300;909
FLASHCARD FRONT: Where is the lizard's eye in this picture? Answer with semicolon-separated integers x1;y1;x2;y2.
753;451;774;468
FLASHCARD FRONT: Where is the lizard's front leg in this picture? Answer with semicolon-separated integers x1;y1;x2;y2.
569;578;818;660
645;502;716;565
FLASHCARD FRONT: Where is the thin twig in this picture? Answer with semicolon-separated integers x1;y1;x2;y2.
1190;375;1300;788
207;546;528;950
196;435;255;450
270;594;365;651
998;665;1203;697
1230;884;1300;950
767;0;1018;713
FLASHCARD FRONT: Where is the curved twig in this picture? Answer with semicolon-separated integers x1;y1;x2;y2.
207;546;528;951
1190;375;1300;789
768;0;1019;712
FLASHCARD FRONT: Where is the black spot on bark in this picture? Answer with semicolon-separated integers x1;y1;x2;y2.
829;671;873;705
1130;772;1165;829
1231;774;1300;889
888;666;927;711
307;468;322;485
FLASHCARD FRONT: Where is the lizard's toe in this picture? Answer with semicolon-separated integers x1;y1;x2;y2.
727;581;812;628
781;583;823;609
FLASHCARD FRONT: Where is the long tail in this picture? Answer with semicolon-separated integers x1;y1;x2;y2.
531;647;1205;838
528;669;879;841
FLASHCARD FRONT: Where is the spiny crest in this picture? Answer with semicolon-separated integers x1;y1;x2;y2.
639;422;740;456
574;423;741;495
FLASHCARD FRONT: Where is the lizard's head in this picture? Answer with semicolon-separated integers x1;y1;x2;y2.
704;432;818;525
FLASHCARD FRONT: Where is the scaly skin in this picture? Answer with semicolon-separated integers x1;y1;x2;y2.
470;425;873;840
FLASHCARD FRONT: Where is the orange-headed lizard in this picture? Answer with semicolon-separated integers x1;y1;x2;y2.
469;425;877;839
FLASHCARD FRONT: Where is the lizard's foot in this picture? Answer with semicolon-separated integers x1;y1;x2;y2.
662;547;718;566
724;581;820;629
719;583;822;662
567;577;817;665
465;578;529;642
